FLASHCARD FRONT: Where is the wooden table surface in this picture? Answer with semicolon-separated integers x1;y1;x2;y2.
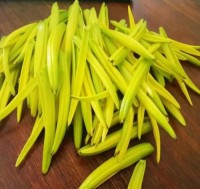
0;0;200;188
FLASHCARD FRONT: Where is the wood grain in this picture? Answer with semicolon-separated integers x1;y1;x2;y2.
0;0;200;188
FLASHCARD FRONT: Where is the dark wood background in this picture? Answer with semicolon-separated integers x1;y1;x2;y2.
0;0;200;188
